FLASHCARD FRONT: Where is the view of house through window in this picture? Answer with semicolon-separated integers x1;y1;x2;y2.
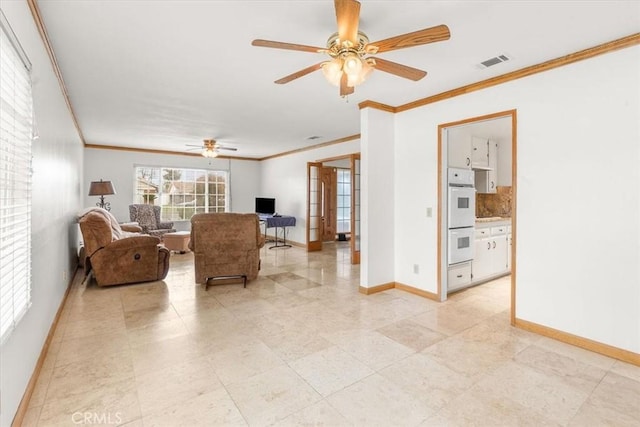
134;166;228;221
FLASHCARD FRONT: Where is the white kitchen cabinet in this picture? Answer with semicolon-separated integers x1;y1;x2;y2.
507;233;512;271
475;170;496;193
471;136;489;169
491;234;508;274
472;237;492;281
448;261;472;292
472;222;510;284
475;140;498;194
448;137;472;169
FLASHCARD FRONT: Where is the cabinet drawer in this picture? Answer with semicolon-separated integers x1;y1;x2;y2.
448;262;471;292
491;226;507;236
475;228;490;239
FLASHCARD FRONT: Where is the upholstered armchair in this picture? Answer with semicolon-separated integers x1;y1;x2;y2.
129;204;176;237
78;208;170;286
189;213;265;289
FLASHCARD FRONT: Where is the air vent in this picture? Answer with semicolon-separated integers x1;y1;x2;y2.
477;53;513;69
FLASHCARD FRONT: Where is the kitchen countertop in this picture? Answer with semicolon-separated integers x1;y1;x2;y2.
475;216;511;225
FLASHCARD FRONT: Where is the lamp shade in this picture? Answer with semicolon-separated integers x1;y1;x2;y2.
202;148;218;158
88;180;116;196
321;58;343;86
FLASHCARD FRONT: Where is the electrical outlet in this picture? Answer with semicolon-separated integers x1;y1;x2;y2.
413;264;419;274
426;207;432;218
62;270;67;281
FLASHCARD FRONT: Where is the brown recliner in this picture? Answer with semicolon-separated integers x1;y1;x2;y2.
189;213;265;289
78;208;170;286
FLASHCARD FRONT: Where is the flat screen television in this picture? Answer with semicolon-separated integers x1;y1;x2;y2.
255;197;276;215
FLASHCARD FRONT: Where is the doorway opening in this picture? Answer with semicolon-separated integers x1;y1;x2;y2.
438;110;517;324
307;153;360;264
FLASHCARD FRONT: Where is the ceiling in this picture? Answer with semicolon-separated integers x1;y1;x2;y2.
36;0;639;159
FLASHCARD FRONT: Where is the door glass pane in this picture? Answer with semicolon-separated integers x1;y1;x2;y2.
308;163;321;245
353;158;361;251
336;168;351;233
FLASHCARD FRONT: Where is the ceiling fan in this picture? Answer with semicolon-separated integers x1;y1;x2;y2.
252;0;450;96
186;139;237;158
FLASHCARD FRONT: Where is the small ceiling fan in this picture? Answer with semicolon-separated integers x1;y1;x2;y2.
252;0;450;96
186;139;237;158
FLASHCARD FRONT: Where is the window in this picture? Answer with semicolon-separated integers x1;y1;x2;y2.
0;11;33;344
134;166;228;221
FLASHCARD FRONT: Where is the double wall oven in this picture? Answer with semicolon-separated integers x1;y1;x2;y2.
447;168;475;266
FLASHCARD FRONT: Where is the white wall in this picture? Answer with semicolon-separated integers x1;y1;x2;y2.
83;148;261;230
259;140;360;245
386;46;640;352
360;109;395;288
1;3;84;424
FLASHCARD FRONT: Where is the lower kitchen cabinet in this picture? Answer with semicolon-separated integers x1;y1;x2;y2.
448;261;472;292
473;237;492;280
507;232;512;271
472;223;510;284
492;234;508;273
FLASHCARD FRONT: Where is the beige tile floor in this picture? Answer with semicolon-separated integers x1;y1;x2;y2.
23;242;639;426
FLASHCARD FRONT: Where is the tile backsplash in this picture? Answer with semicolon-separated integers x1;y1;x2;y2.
476;186;512;218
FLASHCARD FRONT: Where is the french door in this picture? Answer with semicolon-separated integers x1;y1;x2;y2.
306;162;322;251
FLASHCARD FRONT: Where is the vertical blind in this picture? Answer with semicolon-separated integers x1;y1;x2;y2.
0;11;33;344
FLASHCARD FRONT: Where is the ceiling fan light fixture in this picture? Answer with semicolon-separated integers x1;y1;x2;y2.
202;148;218;158
253;1;449;96
342;52;362;77
347;56;374;87
321;57;343;86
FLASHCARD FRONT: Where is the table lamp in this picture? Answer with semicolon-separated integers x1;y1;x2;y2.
88;179;116;211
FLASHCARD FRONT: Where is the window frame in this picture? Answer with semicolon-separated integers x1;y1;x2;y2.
133;165;229;221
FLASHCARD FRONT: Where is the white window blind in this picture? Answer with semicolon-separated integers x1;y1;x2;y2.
0;11;33;345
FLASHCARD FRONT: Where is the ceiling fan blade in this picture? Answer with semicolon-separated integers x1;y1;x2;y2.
369;24;450;53
335;0;361;46
275;63;324;84
217;147;238;151
186;144;203;147
373;58;427;81
252;39;324;53
340;73;354;97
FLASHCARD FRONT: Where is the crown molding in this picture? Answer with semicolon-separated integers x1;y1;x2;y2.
358;100;396;113
84;144;259;162
27;0;86;144
358;33;639;114
258;134;361;161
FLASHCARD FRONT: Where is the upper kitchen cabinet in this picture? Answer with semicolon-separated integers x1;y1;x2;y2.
471;136;490;169
448;136;472;169
475;140;498;193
